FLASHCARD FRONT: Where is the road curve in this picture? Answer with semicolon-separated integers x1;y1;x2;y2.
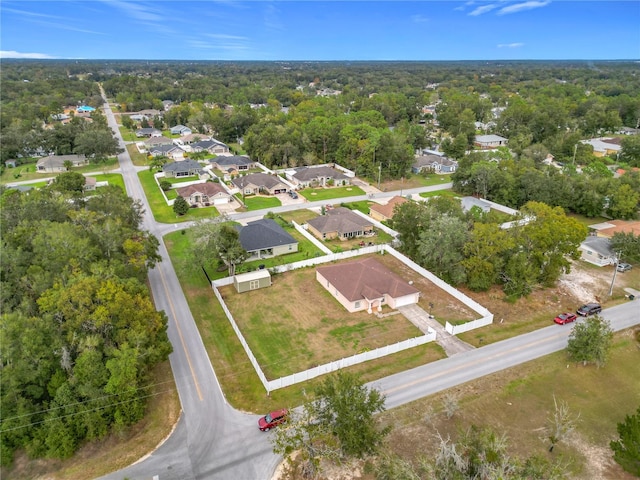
97;93;640;480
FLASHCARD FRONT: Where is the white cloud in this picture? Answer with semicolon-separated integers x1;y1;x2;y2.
411;14;430;23
0;51;56;59
497;42;524;48
204;34;248;41
498;1;551;15
469;3;501;16
106;0;163;22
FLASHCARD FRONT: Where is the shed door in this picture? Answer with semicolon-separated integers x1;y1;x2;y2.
249;280;260;290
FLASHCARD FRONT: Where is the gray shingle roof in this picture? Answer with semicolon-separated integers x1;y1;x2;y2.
213;155;252;167
307;207;373;234
232;172;285;190
162;159;203;174
238;219;297;252
292;166;348;181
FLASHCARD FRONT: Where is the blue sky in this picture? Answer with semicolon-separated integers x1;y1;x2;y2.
1;1;639;60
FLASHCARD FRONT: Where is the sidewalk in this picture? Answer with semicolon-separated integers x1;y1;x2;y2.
398;304;475;357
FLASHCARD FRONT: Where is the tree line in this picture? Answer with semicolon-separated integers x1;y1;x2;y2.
0;182;172;465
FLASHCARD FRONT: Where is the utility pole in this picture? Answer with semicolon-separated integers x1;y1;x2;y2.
609;251;621;296
572;143;578;165
377;163;382;190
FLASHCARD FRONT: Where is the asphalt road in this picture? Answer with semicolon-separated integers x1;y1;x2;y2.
97;94;640;480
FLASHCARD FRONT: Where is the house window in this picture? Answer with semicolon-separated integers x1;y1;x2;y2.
355;301;361;308
288;245;292;250
380;297;385;303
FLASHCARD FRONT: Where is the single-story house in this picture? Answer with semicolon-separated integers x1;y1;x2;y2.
412;154;458;174
192;139;230;155
589;219;640;238
474;134;508;149
237;218;298;259
51;113;70;121
234;270;271;293
174;133;211;146
84;176;97;191
290;165;350;187
162;159;205;178
211;155;254;173
579;236;616;267
618;127;640;135
149;144;185;161
176;182;232;206
170;124;193;136
580;138;622;157
136;128;162;138
231;172;289;195
144;136;174;148
461;196;491;213
5;159;17;168
36;154;87;173
307;207;374;241
369;196;408;222
162;100;174;111
316;257;420;313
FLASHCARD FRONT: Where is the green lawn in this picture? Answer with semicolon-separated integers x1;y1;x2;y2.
90;173;125;192
340;200;374;214
138;170;219;223
1;158;120;185
126;144;149;167
419;189;459;199
236;229;325;276
118;127;137;142
299;185;365;201
236;194;282;211
160;175;201;185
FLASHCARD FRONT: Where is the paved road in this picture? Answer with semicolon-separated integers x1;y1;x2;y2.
97;94;640;480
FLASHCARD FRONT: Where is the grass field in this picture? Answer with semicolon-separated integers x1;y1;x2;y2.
219;266;426;378
1;159;120;184
236;194;282;211
383;332;640;479
300;185;365;201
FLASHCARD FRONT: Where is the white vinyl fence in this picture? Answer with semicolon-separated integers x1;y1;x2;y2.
211;244;493;393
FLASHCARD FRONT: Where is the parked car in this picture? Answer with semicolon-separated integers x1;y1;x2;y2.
554;312;577;325
289;190;298;199
576;303;602;316
617;262;632;272
258;408;288;431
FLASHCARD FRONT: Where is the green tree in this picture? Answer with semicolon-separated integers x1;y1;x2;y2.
314;371;389;458
610;405;640;476
607;183;640;220
417;215;468;285
173;195;190;216
610;232;640;264
462;222;514;291
74;128;122;161
619;135;640;167
389;201;431;260
566;316;613;367
271;401;341;479
51;171;86;194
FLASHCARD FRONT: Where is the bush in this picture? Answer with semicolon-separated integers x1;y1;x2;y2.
159;180;172;191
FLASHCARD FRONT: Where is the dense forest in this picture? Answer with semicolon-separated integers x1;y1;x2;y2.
2;60;640;196
0;183;171;465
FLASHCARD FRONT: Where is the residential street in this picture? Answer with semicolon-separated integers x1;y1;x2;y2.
98;95;640;480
